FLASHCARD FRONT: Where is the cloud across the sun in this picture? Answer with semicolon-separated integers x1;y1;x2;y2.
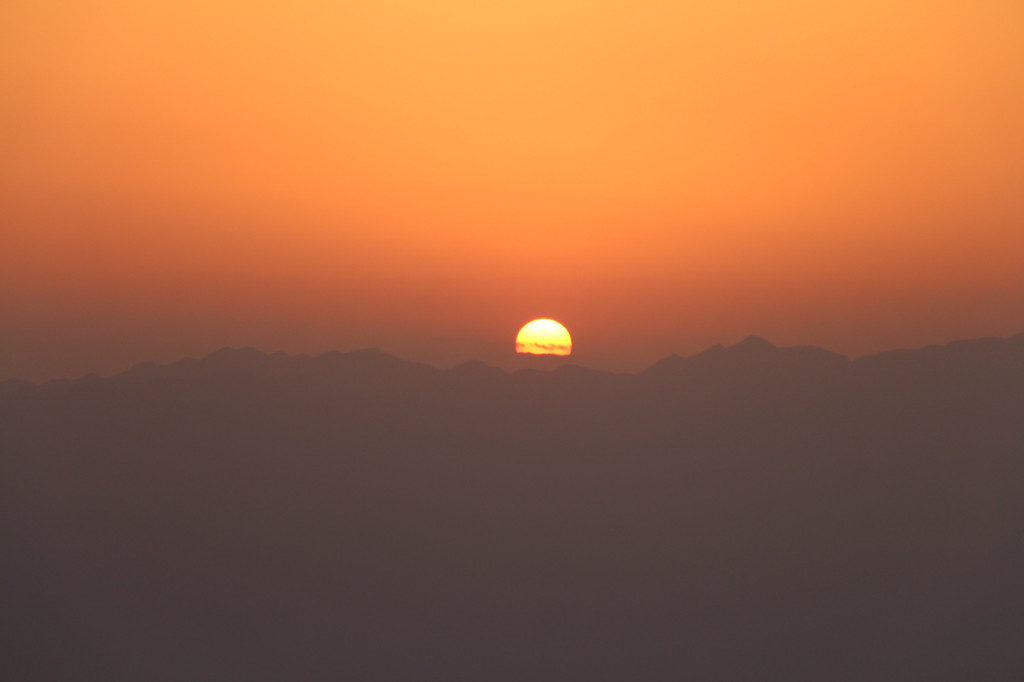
515;319;572;356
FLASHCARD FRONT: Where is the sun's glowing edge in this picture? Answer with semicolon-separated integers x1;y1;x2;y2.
515;318;572;356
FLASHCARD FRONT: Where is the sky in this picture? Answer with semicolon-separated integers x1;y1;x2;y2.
3;0;1023;380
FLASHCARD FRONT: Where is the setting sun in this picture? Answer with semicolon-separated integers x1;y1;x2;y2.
515;319;572;356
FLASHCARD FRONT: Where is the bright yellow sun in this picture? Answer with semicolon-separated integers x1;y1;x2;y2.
515;319;572;356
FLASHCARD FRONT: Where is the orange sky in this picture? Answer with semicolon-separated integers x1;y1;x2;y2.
3;0;1023;379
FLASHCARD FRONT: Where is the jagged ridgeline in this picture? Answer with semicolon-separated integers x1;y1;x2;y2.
4;335;1024;680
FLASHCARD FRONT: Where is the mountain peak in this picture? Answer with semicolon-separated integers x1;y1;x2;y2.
341;347;387;361
729;335;776;353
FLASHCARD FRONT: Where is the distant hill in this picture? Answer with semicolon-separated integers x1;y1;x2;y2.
4;334;1024;680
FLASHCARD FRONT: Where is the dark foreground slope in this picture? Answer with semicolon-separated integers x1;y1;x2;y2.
3;336;1024;680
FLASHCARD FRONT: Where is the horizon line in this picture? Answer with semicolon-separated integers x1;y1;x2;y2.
7;332;1024;386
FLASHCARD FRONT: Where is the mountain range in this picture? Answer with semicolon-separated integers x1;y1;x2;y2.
4;334;1024;680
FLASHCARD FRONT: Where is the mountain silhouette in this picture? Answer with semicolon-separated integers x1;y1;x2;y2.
4;334;1024;680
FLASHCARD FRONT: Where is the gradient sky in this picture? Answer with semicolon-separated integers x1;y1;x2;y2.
3;0;1023;380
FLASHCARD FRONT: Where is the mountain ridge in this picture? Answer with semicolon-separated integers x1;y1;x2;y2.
5;332;1024;679
6;332;1024;389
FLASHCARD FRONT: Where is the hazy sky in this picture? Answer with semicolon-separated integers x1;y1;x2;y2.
3;1;1023;379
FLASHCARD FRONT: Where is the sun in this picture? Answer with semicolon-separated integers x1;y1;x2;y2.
515;319;572;356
